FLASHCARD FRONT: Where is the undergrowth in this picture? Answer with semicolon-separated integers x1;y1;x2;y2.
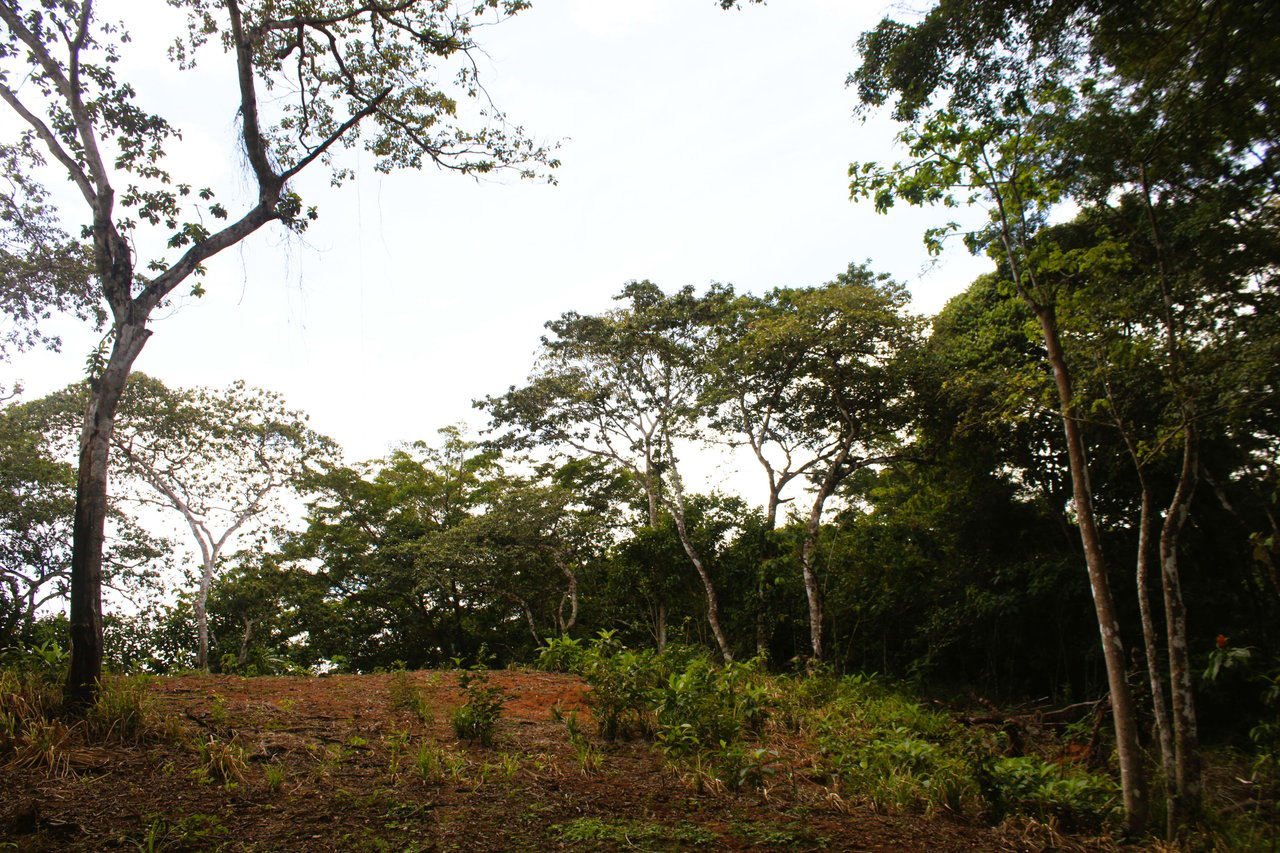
538;632;1122;831
1;641;167;776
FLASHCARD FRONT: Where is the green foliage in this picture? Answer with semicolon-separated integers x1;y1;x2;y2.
653;657;769;756
450;668;506;746
536;635;588;673
574;632;668;740
984;756;1120;831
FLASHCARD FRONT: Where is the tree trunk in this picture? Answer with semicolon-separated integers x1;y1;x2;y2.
66;318;150;711
1036;307;1148;834
238;618;256;667
669;509;733;663
1136;483;1177;833
196;562;214;672
1141;172;1202;829
798;441;851;662
1161;428;1201;828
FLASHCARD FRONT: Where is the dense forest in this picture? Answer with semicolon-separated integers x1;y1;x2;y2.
1;0;1277;848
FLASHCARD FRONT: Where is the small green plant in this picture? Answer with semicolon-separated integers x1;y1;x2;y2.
536;635;587;673
85;675;154;743
450;668;505;746
207;693;230;729
263;762;286;792
494;750;521;780
985;756;1120;831
572;739;603;775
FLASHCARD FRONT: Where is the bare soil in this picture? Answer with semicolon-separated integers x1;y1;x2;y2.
1;671;1113;851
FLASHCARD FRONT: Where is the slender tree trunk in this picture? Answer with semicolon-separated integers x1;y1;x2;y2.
66;317;150;711
1036;308;1148;834
655;600;668;653
669;509;733;663
238;618;255;667
1136;483;1177;833
756;490;782;657
555;555;579;635
1142;170;1202;829
196;557;215;671
1161;428;1201;828
661;433;732;662
798;443;851;662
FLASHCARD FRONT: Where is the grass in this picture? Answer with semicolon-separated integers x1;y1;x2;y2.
554;817;718;849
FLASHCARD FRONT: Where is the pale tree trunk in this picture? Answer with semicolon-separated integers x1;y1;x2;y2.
1137;483;1178;829
238;618;256;667
668;508;733;663
988;172;1148;832
1142;170;1201;828
655;601;668;653
798;442;851;662
1160;430;1201;828
554;553;579;636
1108;378;1177;826
196;555;215;671
662;433;733;662
1036;307;1149;834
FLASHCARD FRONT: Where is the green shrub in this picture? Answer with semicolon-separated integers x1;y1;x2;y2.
653;657;769;756
985;756;1120;831
577;635;666;740
536;635;587;673
450;668;505;746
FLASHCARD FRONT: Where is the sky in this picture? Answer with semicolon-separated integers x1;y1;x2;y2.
6;0;993;467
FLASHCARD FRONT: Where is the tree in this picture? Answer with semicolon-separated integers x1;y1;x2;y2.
483;282;740;661
278;427;514;670
708;265;921;660
0;394;163;641
0;0;556;707
844;1;1274;824
851;0;1279;831
0;137;100;388
428;458;631;644
113;376;335;670
36;375;335;669
849;11;1152;832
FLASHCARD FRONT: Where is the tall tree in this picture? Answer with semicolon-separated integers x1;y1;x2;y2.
844;0;1274;824
708;265;921;660
113;376;335;670
483;282;740;661
851;0;1279;831
37;375;336;669
849;13;1151;832
0;0;555;708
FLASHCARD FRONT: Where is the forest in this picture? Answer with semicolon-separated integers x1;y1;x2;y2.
1;0;1277;850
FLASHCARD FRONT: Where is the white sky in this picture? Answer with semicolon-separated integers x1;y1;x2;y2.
7;0;992;468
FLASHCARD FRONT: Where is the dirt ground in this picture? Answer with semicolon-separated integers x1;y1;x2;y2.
1;670;1112;852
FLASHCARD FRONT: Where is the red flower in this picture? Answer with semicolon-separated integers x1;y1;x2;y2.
1216;634;1229;649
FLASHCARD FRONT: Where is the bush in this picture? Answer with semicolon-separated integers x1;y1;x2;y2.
653;657;769;756
984;756;1120;831
450;668;505;746
536;635;587;673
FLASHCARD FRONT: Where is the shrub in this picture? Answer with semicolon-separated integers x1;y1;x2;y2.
450;668;505;746
985;756;1120;831
653;657;769;756
536;635;587;673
